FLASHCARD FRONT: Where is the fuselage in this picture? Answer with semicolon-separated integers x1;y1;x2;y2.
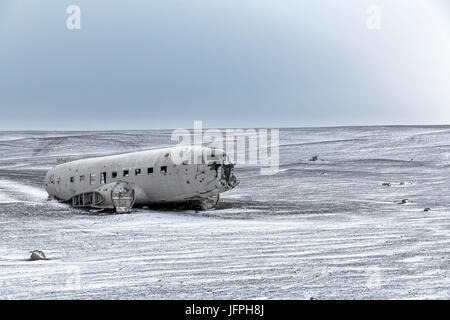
45;145;237;206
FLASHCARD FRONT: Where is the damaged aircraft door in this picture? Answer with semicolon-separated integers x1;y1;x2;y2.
111;182;135;213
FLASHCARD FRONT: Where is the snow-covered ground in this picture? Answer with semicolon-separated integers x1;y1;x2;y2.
0;126;449;299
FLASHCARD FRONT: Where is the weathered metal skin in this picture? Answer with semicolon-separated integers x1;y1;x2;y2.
45;146;238;212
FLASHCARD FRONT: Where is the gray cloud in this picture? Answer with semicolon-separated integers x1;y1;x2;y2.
0;0;449;130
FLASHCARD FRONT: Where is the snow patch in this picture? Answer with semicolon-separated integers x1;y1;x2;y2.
0;194;17;204
0;179;47;202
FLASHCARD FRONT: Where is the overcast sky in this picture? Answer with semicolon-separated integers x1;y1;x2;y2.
0;0;449;130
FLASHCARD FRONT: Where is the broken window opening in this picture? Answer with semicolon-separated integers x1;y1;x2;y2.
90;173;96;185
100;172;107;184
80;175;85;182
70;177;74;183
147;167;153;174
112;171;117;178
160;166;167;173
123;170;129;177
135;169;141;176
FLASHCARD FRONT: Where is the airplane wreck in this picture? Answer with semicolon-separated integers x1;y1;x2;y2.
45;146;238;213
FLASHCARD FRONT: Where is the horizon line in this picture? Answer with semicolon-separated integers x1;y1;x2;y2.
1;123;450;132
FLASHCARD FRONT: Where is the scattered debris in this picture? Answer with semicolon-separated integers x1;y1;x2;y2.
89;208;104;214
309;155;319;161
30;250;46;261
399;199;412;205
424;208;431;212
382;181;412;187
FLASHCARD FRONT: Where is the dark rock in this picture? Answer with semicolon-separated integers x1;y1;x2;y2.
424;208;431;212
30;250;46;261
309;156;319;161
383;181;410;187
